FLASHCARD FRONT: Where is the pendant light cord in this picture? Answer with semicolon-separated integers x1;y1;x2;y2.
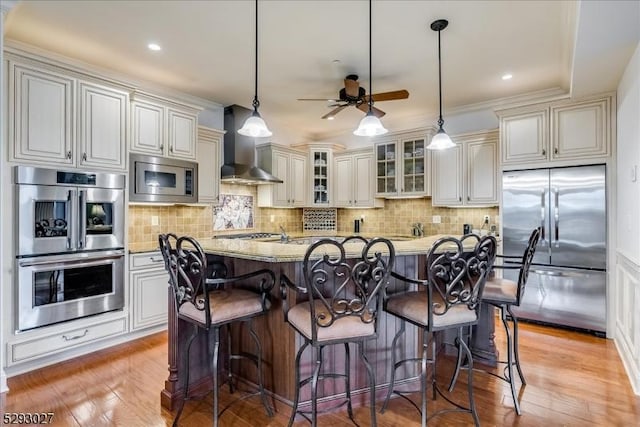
368;0;373;113
437;27;443;129
253;0;260;111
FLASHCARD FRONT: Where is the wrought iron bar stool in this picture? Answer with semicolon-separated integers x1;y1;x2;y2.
449;227;541;415
159;234;274;426
380;235;497;426
280;237;395;426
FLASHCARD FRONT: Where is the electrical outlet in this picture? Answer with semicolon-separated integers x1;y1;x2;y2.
432;215;441;224
269;214;275;223
151;216;159;226
483;215;490;224
360;214;365;223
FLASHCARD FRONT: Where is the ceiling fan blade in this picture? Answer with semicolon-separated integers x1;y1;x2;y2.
365;89;410;102
344;77;360;98
322;105;348;120
357;103;386;118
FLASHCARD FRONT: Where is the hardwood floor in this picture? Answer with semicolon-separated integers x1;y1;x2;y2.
1;321;639;426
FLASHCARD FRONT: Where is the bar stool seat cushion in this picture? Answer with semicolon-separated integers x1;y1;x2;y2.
287;300;375;342
179;288;265;325
386;291;477;328
482;278;518;305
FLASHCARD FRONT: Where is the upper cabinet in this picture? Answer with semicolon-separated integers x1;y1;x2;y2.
130;92;200;161
432;130;499;207
374;131;432;198
497;94;612;168
309;148;332;207
8;60;128;171
333;149;383;208
197;126;224;204
257;144;307;208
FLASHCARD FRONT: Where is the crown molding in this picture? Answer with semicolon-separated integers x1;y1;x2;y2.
1;0;18;15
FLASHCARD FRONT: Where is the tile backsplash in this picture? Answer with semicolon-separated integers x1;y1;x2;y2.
128;183;497;251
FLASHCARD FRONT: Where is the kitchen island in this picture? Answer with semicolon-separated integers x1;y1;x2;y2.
160;234;497;411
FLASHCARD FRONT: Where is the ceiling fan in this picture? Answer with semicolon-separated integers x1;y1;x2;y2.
297;74;409;120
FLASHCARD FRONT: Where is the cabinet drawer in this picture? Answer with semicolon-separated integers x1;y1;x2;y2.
9;318;127;364
129;251;165;270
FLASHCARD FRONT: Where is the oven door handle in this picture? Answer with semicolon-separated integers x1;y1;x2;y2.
18;253;123;269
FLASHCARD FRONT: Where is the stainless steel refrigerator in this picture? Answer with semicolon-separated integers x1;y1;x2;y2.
502;165;606;334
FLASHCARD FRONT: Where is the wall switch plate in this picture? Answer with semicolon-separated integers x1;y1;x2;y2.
270;214;275;223
432;215;441;224
151;216;159;226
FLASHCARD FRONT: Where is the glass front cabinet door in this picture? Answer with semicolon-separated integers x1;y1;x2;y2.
375;133;431;197
310;149;331;206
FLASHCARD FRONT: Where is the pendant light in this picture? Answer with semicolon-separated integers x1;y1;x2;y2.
353;0;388;136
427;19;455;150
238;0;272;137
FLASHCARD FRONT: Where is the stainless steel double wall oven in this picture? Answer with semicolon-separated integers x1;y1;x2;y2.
15;166;126;331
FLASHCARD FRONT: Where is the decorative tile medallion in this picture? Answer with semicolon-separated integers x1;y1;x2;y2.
214;194;254;230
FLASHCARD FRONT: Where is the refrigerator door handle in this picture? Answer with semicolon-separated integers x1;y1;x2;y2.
540;189;546;242
66;190;73;250
554;187;559;247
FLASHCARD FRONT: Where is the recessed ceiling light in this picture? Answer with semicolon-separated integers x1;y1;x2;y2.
502;73;513;80
148;43;162;51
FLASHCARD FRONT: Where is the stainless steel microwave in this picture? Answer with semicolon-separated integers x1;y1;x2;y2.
129;154;198;203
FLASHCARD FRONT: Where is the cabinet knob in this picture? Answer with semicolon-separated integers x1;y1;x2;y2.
467;196;470;201
169;145;174;153
542;148;546;156
354;200;357;205
159;144;164;151
554;147;558;155
82;152;87;162
66;151;72;159
459;196;462;202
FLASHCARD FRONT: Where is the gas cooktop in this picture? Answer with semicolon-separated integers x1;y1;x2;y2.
213;232;281;240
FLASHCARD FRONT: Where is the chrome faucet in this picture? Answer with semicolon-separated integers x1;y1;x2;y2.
279;225;289;243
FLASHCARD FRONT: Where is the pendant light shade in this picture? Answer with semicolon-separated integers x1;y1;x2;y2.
238;0;272;137
354;0;388;137
427;19;454;150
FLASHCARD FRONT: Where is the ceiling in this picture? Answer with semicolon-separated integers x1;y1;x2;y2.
3;1;639;142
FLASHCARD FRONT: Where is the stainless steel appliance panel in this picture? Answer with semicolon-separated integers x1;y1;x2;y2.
502;169;551;265
509;266;606;332
82;188;125;251
549;165;606;269
17;250;125;331
129;154;198;203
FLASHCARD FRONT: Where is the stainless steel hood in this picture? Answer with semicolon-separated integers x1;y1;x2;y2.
221;105;282;185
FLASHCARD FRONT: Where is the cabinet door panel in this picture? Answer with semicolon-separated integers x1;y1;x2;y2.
273;151;290;206
432;144;463;206
334;156;353;207
197;128;221;203
290;154;307;206
354;154;374;206
131;269;169;330
501;110;548;164
467;139;498;204
168;109;197;160
131;102;164;154
552;99;608;159
79;82;127;169
12;65;73;164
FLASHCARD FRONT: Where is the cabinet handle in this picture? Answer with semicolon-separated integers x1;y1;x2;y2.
459;196;462;202
554;147;558;155
66;151;72;159
159;144;164;151
467;196;470;201
82;152;87;162
62;329;88;341
354;200;357;205
169;145;174;153
542;148;546;156
149;256;164;263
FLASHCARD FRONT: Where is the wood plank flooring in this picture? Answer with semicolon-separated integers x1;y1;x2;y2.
1;321;639;426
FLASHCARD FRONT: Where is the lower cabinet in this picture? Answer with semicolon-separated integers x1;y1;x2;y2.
129;251;169;331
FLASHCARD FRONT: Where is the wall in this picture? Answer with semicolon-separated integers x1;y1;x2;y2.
614;41;640;395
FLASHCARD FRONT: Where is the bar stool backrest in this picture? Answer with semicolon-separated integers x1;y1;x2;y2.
426;236;497;329
302;237;395;342
516;227;542;303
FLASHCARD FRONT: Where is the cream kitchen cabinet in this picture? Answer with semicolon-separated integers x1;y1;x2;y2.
432;130;498;207
129;251;169;331
257;144;307;207
498;94;611;167
374;132;432;198
333;149;383;208
8;60;128;170
197;126;224;204
309;148;332;206
130;92;200;161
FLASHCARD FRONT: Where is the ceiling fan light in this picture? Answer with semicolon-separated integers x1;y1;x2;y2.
353;112;388;136
427;128;455;150
238;111;272;137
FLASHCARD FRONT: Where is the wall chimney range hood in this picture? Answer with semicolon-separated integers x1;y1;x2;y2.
221;105;282;185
